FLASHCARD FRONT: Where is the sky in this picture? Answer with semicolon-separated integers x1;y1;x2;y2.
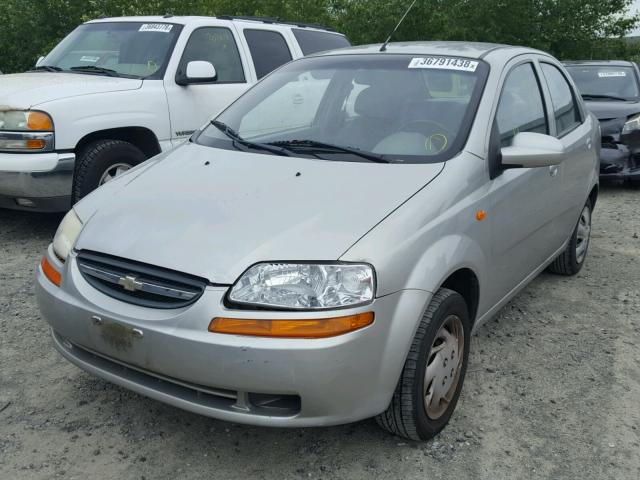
630;0;640;36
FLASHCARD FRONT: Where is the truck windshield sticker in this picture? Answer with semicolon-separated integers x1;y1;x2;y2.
598;71;626;78
80;56;99;63
409;57;479;72
139;24;173;33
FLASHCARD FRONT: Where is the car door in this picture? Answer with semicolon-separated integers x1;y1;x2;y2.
485;58;565;304
164;25;251;144
538;61;594;237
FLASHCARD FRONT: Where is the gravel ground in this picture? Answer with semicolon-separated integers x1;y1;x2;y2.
1;185;639;480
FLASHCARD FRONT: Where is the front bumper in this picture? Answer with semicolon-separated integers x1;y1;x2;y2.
0;151;74;211
36;248;430;427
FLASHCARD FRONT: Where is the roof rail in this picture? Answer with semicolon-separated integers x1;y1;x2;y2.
217;15;280;24
217;15;336;32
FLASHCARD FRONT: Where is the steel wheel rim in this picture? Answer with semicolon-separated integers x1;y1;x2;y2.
575;204;591;264
99;163;131;185
423;314;465;420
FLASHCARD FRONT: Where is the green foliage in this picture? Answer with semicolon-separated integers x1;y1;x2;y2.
1;0;639;74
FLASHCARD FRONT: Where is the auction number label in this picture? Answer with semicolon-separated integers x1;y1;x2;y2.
409;57;479;72
139;24;173;33
598;71;626;78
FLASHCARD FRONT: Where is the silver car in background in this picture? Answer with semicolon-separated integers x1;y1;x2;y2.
37;42;599;440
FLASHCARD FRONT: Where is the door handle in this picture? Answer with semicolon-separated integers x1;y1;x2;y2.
549;165;559;177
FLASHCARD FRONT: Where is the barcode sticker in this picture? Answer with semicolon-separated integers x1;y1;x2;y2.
409;57;479;72
598;71;626;78
139;24;173;33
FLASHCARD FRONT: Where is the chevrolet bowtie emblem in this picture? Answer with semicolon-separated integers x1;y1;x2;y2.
118;275;143;292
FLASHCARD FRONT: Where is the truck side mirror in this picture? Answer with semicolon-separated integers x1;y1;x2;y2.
177;61;217;86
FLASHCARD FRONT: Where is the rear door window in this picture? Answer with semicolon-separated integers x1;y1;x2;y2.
243;29;293;79
496;63;548;147
540;63;582;136
292;29;351;55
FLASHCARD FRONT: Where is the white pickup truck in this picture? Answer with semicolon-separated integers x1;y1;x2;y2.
0;15;350;211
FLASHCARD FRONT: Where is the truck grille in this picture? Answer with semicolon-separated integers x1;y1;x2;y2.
76;250;208;309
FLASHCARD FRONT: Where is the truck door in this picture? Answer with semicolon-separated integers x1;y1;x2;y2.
164;26;251;145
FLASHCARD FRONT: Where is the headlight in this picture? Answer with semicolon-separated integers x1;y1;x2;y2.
52;209;83;261
0;110;54;151
622;113;640;134
228;263;375;310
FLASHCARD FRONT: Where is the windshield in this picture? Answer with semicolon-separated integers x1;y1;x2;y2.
39;22;182;79
565;65;640;100
196;54;489;163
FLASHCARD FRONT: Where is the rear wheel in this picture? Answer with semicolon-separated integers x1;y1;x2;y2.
73;139;146;203
376;288;471;440
547;199;592;276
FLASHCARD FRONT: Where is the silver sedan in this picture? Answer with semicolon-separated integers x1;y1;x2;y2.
36;41;599;440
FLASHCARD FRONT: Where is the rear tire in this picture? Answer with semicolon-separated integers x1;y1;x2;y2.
376;288;471;441
547;198;592;276
72;139;146;203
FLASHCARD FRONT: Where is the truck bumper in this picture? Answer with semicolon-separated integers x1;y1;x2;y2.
0;152;74;211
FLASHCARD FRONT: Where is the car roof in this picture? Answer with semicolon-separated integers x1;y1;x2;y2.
86;15;340;33
316;41;552;62
563;60;635;67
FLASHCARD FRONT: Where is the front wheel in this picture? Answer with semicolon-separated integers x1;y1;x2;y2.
72;139;146;203
547;198;592;276
376;288;471;440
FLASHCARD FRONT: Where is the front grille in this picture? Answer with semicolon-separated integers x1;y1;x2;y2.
76;250;208;309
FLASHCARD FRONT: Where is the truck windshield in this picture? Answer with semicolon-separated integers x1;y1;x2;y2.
196;54;488;164
38;22;181;79
565;65;640;101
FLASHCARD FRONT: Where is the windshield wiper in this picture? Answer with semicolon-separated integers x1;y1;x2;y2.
69;65;120;77
268;139;390;163
581;93;628;102
29;65;63;72
210;120;291;157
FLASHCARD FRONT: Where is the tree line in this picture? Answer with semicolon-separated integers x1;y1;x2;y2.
1;0;639;74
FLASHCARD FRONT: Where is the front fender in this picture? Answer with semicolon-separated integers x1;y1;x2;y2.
33;82;170;150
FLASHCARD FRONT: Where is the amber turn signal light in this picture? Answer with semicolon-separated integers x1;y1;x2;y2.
41;257;61;287
209;312;374;338
27;111;54;131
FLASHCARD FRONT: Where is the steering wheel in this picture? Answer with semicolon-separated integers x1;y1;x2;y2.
397;119;454;155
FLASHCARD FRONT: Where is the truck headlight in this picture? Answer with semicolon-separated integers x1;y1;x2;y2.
0;110;54;151
52;209;83;261
228;263;375;310
622;113;640;134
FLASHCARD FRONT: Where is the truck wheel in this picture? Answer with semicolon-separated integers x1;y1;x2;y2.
547;198;592;276
73;139;146;203
376;288;471;440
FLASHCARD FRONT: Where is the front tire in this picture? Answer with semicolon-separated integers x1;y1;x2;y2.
72;139;146;203
376;288;471;440
547;198;592;276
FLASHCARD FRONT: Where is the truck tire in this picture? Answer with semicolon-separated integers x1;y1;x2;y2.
73;139;146;203
547;198;592;276
376;288;471;440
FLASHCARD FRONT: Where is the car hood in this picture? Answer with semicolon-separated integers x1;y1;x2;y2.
583;99;640;121
583;100;640;137
0;72;142;109
75;143;444;284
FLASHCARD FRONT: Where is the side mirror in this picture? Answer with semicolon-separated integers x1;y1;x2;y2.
177;61;217;86
36;56;45;67
501;132;565;168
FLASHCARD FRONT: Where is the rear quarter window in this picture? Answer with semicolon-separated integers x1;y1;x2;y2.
292;29;351;55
